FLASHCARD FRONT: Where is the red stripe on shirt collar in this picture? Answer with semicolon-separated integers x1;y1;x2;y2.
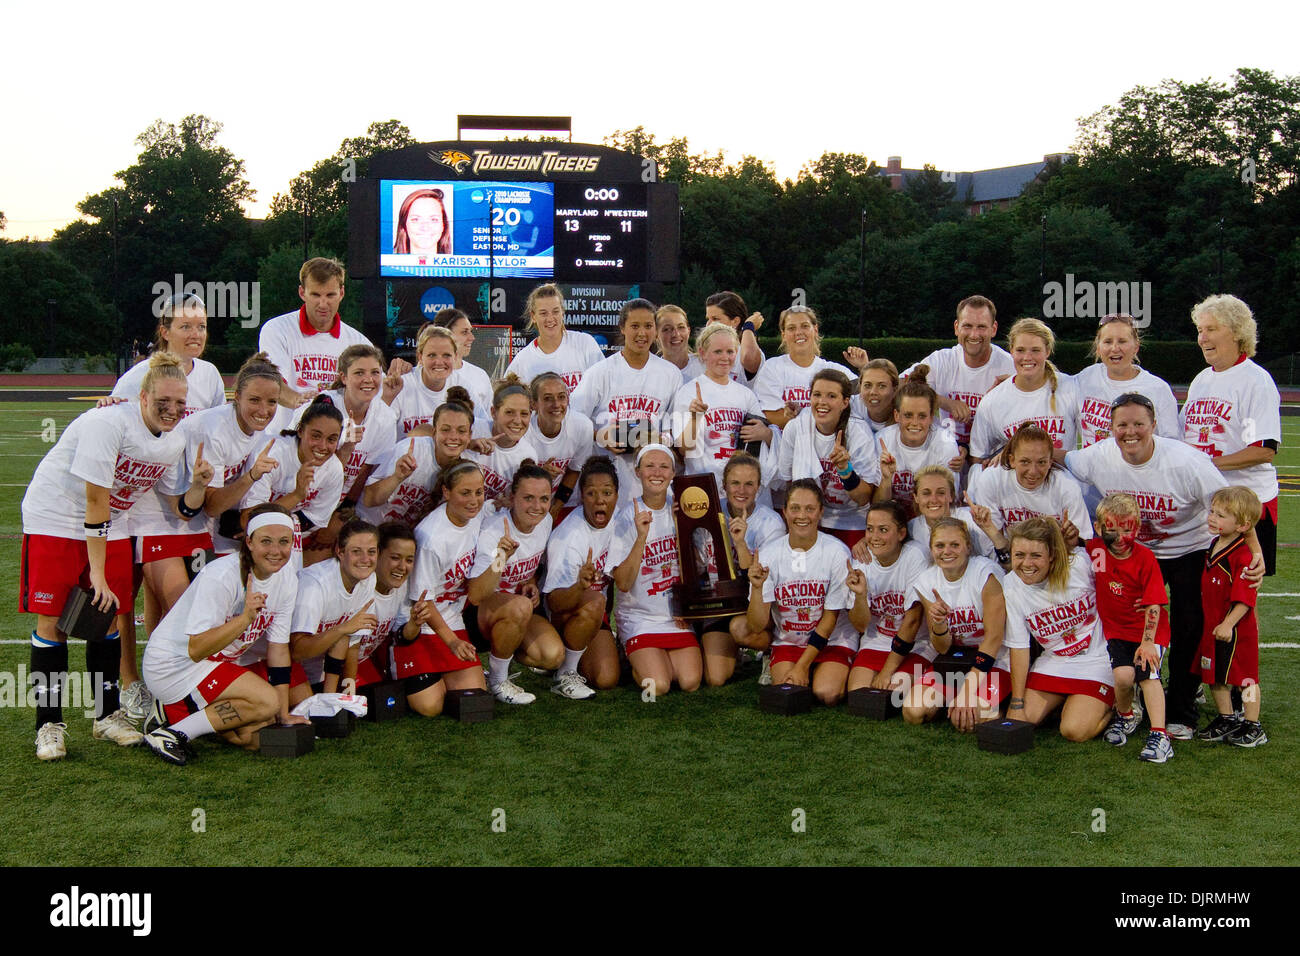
298;306;341;338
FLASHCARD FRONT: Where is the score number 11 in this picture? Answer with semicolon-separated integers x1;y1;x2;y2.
563;220;636;233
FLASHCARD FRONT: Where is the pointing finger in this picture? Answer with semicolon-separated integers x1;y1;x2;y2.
262;439;275;456
195;441;204;461
361;599;374;612
418;589;428;603
408;438;414;454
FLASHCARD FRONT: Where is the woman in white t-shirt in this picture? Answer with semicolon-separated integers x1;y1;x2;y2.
873;364;963;516
140;505;303;764
1003;517;1115;741
505;283;605;394
195;353;286;553
359;387;476;528
752;306;854;428
467;376;540;505
525;371;594;514
104;294;227;717
609;445;701;695
968;424;1093;551
850;359;900;437
747;479;864;704
908;466;997;561
703;290;765;385
969;318;1079;464
1184;294;1281;575
710;453;791;685
844;501;931;697
655;304;702;383
468;462;564;704
543;456;622;692
21;353;213;761
433;306;495;411
305;343;398;504
674;323;774;496
289;519;379;694
1073;314;1179;448
775;368;881;547
569;298;684;504
398;461;489;716
340;521;415;691
902;518;1008;731
240;395;345;570
389;325;481;440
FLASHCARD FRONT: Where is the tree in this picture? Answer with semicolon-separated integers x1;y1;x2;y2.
904;164;965;223
0;241;121;356
52;115;256;349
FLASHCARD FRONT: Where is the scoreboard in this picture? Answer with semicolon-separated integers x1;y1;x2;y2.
352;142;677;285
348;140;680;351
553;183;647;282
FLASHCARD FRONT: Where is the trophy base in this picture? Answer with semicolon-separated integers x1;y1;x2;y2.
671;580;749;620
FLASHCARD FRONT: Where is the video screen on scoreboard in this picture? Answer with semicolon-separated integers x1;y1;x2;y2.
380;180;555;278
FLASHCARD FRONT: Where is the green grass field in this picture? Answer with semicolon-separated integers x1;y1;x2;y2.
1;400;1296;866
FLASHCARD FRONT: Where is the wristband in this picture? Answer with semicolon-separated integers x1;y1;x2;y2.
808;632;829;651
890;636;915;656
841;471;861;491
931;626;950;636
84;520;111;539
553;484;574;504
295;510;316;532
177;498;202;519
266;666;291;686
1008;697;1025;709
323;655;345;676
740;321;757;335
994;547;1011;564
973;651;994;673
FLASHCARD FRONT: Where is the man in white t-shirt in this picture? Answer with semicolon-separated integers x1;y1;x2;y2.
257;258;374;432
904;295;1014;449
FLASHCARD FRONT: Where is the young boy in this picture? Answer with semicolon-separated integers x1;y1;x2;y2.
1197;485;1266;747
1088;493;1174;763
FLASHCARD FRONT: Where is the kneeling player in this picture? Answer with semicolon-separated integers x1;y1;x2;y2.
141;506;305;763
543;456;621;693
747;480;865;705
397;461;488;716
469;462;566;704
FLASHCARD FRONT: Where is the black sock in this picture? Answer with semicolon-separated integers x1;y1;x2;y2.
31;636;68;729
86;635;121;719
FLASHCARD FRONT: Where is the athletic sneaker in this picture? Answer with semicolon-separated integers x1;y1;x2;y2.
490;678;536;705
1227;721;1268;748
120;680;154;722
36;722;68;761
1166;722;1196;740
1196;714;1242;742
1138;731;1174;763
551;672;596;700
1195;685;1206;705
143;728;190;766
758;653;772;687
1103;710;1140;746
1130;696;1144;725
92;709;144;747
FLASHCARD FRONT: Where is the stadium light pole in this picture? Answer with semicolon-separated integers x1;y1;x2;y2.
858;208;867;346
1217;218;1225;292
1039;214;1047;317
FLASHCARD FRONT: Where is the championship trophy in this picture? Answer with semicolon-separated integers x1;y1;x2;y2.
670;473;749;619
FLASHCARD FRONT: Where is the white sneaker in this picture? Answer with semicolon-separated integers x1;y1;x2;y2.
551;671;596;700
490;678;536;705
92;709;144;747
120;680;154;722
758;653;772;686
36;722;68;761
1166;722;1196;740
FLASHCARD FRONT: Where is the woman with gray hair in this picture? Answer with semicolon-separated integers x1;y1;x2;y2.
1182;294;1281;575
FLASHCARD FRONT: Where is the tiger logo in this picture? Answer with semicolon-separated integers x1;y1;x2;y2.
430;149;472;174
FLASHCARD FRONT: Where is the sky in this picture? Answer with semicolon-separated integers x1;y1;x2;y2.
2;0;1297;240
